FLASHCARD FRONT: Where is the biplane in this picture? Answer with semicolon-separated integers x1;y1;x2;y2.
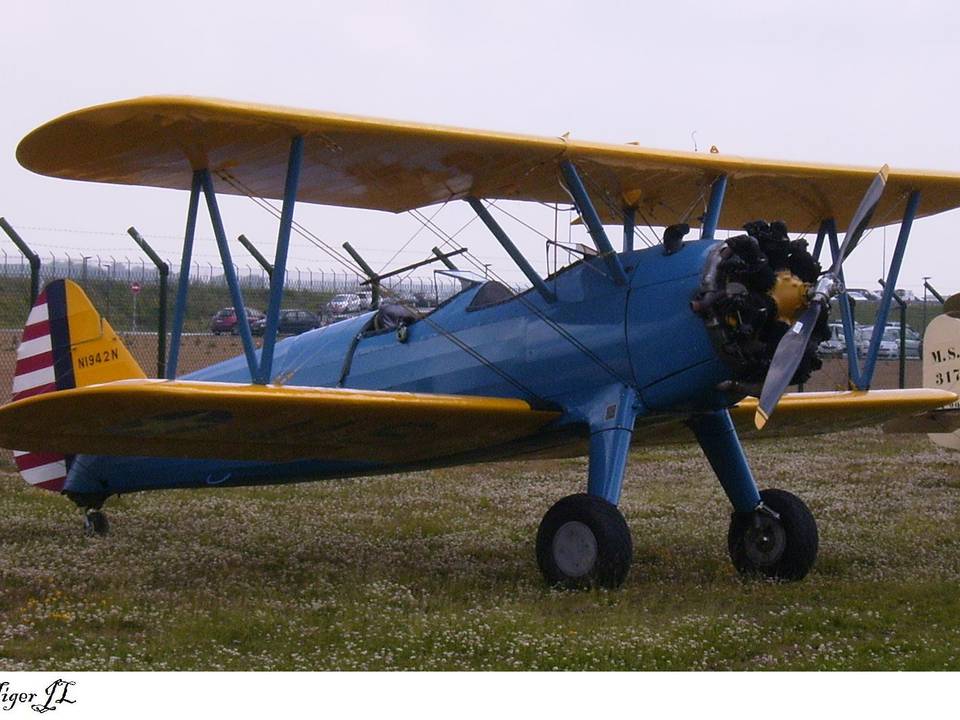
1;96;958;588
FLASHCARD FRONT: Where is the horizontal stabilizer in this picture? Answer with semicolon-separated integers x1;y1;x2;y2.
0;380;560;464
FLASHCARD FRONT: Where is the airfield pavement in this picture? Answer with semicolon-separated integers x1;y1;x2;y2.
0;424;956;671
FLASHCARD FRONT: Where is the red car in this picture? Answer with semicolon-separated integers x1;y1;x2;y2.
209;307;265;335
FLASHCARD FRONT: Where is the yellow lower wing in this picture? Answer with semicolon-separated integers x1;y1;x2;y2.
0;380;560;464
729;389;957;437
632;389;958;447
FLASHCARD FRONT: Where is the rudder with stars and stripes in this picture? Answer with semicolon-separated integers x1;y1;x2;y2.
10;279;145;492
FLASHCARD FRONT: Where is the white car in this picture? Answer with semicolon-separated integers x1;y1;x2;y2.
859;326;903;359
818;322;863;358
326;293;364;315
845;289;877;303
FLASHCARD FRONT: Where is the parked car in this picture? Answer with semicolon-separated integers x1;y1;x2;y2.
325;293;364;317
818;322;864;358
209;307;265;335
845;288;878;303
858;325;921;359
357;291;375;310
251;309;321;336
412;292;435;309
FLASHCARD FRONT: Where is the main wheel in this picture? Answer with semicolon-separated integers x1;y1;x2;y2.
83;509;109;537
728;488;817;581
536;493;632;589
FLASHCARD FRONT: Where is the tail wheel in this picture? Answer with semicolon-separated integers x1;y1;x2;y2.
536;493;632;589
83;509;109;537
728;488;818;581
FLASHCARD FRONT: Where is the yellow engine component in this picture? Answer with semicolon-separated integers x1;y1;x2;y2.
769;270;810;324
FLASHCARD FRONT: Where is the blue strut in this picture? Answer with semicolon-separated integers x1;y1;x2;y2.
559;160;628;285
622;207;635;253
825;219;863;388
587;386;641;505
860;191;920;387
199;169;259;380
257;136;304;384
700;176;728;240
166;171;202;379
687;409;761;513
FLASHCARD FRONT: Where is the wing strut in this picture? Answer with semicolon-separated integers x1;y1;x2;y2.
256;136;303;384
465;197;556;302
854;190;921;388
166;137;304;383
167;172;202;379
200;169;260;378
558;161;628;285
700;175;728;239
819;192;920;391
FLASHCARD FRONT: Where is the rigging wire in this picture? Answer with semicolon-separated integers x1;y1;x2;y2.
576;168;658;248
216;172;548;402
216;170;365;278
378;201;448;274
407;201;634;387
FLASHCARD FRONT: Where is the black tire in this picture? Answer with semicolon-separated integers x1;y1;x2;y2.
728;488;818;581
536;493;632;589
84;510;109;537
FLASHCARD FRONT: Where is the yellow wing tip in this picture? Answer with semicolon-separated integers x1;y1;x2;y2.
880;164;891;182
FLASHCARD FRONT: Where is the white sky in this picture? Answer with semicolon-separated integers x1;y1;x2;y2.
1;0;958;295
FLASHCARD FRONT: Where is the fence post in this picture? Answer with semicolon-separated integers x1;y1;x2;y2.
0;218;41;305
237;234;274;279
128;227;170;378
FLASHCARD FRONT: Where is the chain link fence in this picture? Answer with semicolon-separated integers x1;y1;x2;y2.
0;254;464;402
0;250;952;405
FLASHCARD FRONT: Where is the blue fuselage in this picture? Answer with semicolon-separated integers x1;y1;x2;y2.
66;238;735;496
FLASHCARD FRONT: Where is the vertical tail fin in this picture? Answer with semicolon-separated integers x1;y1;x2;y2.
11;279;145;491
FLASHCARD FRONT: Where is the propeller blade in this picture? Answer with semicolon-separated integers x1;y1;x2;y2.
755;303;824;429
755;166;889;429
831;165;889;274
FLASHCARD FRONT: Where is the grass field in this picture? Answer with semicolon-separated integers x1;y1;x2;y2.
0;427;956;671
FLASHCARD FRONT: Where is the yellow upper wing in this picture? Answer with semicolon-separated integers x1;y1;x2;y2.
18;96;960;232
0;379;560;463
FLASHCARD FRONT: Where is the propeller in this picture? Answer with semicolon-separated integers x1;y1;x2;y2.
754;165;889;429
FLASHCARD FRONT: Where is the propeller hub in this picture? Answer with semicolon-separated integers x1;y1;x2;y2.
811;273;840;304
768;270;810;324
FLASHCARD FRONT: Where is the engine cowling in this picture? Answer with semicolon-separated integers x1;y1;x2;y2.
692;220;830;388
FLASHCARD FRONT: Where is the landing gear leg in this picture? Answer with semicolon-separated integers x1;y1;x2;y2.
536;387;639;589
688;409;818;580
